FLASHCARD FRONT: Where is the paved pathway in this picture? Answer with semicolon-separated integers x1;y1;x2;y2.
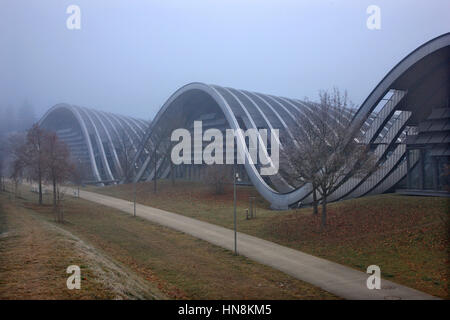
75;188;438;300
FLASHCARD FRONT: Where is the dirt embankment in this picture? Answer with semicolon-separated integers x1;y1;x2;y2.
0;194;165;300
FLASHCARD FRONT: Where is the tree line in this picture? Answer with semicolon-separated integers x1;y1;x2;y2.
4;124;75;222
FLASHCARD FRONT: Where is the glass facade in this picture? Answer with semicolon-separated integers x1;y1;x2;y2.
437;156;450;191
407;148;449;192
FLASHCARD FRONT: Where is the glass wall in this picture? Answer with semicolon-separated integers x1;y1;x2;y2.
437;156;450;191
407;148;449;191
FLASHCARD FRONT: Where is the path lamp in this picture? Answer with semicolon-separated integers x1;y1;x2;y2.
77;158;82;198
233;165;241;255
133;180;136;217
133;166;137;217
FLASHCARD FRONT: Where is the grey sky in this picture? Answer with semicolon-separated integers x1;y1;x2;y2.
1;0;449;121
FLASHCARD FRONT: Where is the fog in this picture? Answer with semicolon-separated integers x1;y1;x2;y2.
1;0;449;126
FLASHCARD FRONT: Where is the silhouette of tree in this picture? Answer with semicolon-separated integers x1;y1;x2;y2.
287;88;377;228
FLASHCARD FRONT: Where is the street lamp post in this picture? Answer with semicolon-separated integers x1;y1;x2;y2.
77;158;82;198
132;164;137;217
233;165;239;255
133;179;136;217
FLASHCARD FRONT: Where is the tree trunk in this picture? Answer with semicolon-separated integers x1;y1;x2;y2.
38;165;42;205
53;177;57;212
60;197;63;223
37;136;43;205
312;186;318;215
14;180;18;200
321;195;327;229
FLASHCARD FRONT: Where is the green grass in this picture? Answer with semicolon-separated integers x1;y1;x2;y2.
88;180;449;299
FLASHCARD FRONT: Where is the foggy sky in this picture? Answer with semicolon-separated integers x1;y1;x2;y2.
1;0;449;121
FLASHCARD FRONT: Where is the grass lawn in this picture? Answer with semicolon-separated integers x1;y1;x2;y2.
1;186;337;300
88;180;449;299
0;194;117;299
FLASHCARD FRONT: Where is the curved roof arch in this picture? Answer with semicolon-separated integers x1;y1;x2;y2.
40;103;148;184
351;32;450;133
132;33;450;209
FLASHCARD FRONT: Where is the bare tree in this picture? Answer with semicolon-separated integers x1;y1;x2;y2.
287;88;376;228
43;132;75;216
18;124;50;205
9;125;75;217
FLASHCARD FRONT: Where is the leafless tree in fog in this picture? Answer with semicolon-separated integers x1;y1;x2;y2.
286;88;377;228
8;125;75;218
43;132;75;218
10;124;49;205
